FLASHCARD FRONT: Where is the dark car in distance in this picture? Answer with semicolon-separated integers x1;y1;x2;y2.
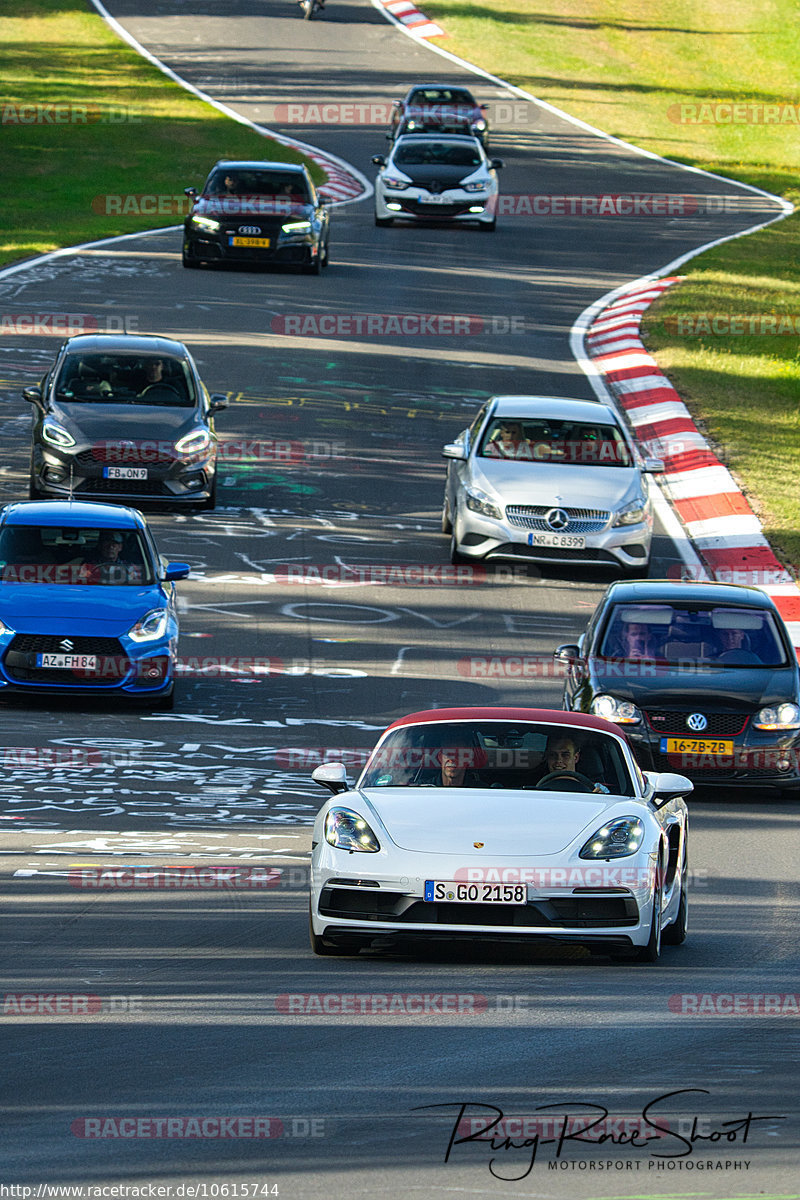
24;334;228;509
555;579;800;793
390;84;489;147
183;160;330;272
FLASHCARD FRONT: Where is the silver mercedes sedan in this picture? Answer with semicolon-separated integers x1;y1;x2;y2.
442;395;663;573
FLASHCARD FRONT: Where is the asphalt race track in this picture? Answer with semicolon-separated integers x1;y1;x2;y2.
1;2;798;1197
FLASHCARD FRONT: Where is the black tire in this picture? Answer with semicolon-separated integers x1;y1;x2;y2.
449;529;466;565
478;218;496;232
441;496;452;534
201;474;217;511
182;244;201;269
375;215;393;227
28;476;44;500
309;909;361;956
303;249;323;275
321;238;330;268
635;874;663;963
151;684;175;712
662;854;688;945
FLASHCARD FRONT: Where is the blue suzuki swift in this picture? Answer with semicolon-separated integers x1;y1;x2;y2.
0;500;189;708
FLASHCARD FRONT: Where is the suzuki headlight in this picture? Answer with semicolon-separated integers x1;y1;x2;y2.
175;428;211;455
281;220;312;235
580;817;645;859
465;489;502;520
191;215;220;232
591;694;642;724
42;418;75;449
614;497;647;526
754;702;800;730
128;608;168;643
324;808;380;853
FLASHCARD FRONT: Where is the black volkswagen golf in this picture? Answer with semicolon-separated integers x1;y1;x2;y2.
182;160;330;272
24;334;228;509
555;580;800;793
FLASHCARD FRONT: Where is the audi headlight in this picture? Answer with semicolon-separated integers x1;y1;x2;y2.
191;215;220;232
614;497;647;526
591;694;642;725
754;702;800;730
324;808;380;853
580;817;645;859
175;428;211;455
128;608;168;643
281;220;312;235
465;489;502;520
42;418;75;449
383;175;410;190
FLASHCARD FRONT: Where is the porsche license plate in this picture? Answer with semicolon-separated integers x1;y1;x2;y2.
36;653;97;670
104;467;147;480
528;533;586;549
229;236;271;247
424;880;527;904
660;737;734;755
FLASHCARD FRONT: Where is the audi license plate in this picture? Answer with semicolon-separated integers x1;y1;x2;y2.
36;653;97;670
104;467;147;480
229;236;271;247
528;533;586;549
424;880;527;904
660;737;734;755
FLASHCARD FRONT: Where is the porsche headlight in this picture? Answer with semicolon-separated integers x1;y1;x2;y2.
613;497;647;526
128;608;168;643
324;808;380;853
281;220;312;235
580;817;645;859
753;702;800;730
42;418;75;449
191;215;220;232
175;428;211;455
591;694;642;724
465;489;502;520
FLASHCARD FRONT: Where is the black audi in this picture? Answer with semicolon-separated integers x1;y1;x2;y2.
182;160;330;272
554;579;800;793
24;334;228;509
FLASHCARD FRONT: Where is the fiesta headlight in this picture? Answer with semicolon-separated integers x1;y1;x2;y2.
462;181;488;193
465;489;502;520
324;808;380;853
580;817;645;859
42;418;75;449
383;175;410;190
191;215;220;232
613;497;647;526
754;702;800;730
128;608;168;643
281;220;312;234
175;428;211;455
591;694;642;724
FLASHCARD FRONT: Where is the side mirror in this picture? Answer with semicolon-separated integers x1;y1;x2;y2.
480;104;489;111
23;386;43;409
646;771;693;809
442;442;467;460
490;158;504;169
372;155;387;167
163;562;191;582
644;457;665;474
553;643;581;662
208;393;229;415
184;187;197;199
312;762;349;795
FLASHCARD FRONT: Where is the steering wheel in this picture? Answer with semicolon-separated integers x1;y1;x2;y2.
139;384;181;399
535;770;595;792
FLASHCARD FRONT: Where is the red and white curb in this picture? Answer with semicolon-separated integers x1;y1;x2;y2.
585;281;800;652
375;0;445;38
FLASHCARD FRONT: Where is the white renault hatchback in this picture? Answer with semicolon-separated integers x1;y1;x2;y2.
442;395;663;573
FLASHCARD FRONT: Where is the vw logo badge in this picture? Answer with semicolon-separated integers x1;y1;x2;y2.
687;712;708;732
59;638;74;651
546;508;569;531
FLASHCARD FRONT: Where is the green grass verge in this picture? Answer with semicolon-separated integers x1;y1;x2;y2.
424;0;800;569
1;0;323;268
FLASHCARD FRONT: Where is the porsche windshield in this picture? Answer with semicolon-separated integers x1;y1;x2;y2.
599;604;789;667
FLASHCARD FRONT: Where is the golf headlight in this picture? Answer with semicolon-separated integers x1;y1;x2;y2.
754;702;800;730
383;175;410;190
128;608;168;643
42;418;75;449
580;817;645;859
281;220;312;235
591;694;642;724
462;181;488;193
324;808;380;853
191;215;220;232
175;428;211;455
465;489;502;520
614;498;647;526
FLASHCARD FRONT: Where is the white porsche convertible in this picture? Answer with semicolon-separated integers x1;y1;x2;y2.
309;708;691;962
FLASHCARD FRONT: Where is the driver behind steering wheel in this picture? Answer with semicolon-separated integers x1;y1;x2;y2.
534;734;609;793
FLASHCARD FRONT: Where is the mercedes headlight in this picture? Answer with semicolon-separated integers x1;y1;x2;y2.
591;694;642;725
42;418;75;449
753;702;800;730
614;497;647;526
324;808;380;853
580;817;645;859
465;489;502;520
128;608;168;643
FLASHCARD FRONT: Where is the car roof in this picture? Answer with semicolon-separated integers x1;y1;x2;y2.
601;579;780;610
383;707;627;737
393;133;483;147
58;334;190;359
405;84;477;98
0;501;146;530
488;395;617;423
209;161;307;174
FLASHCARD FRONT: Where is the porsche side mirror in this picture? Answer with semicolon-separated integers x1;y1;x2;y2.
312;762;349;795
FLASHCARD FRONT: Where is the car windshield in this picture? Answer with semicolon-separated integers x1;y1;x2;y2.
394;142;483;167
204;170;309;204
0;525;154;586
599;604;789;667
54;353;194;406
408;89;475;107
358;721;635;795
479;417;632;466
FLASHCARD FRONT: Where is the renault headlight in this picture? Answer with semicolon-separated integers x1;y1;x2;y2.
324;808;380;853
465;489;502;520
753;702;800;730
591;694;642;724
462;181;488;193
580;817;645;859
128;608;168;643
42;418;75;449
383;175;410;190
